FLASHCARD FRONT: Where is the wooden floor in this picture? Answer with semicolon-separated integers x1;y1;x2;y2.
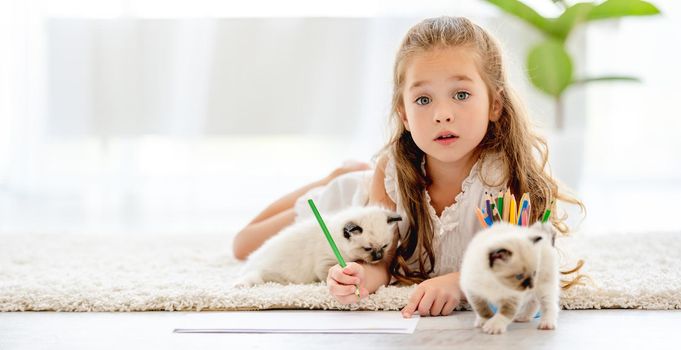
2;310;681;349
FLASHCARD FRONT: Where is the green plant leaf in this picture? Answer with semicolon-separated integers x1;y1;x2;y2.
588;0;660;21
484;0;553;36
527;40;573;97
572;76;641;85
552;3;596;41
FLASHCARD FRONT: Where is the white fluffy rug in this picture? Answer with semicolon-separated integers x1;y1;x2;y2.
1;231;680;312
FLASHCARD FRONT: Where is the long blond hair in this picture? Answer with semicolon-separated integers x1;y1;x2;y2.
384;16;585;286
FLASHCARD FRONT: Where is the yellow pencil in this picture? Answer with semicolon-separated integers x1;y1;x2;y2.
510;194;517;225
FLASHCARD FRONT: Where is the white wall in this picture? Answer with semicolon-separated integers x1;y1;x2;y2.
0;0;679;235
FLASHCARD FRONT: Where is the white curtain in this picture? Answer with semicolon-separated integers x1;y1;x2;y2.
1;0;679;234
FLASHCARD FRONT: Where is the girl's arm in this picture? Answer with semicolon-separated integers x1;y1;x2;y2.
233;162;370;260
364;154;396;291
400;271;462;317
368;154;396;211
232;179;326;260
361;260;392;292
328;155;396;303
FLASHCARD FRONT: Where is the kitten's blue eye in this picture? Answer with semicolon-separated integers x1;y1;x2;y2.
415;96;431;105
454;91;470;101
363;247;372;252
515;274;524;280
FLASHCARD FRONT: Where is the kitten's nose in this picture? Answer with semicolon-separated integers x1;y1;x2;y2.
371;250;383;261
522;277;533;289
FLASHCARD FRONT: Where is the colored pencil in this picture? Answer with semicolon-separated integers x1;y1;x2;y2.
485;200;493;224
483;210;494;227
542;200;554;223
527;201;532;225
503;189;511;223
476;207;489;228
308;199;360;299
510;194;517;225
497;190;504;220
518;195;529;226
492;205;502;222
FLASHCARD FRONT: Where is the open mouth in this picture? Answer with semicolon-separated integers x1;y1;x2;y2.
434;134;458;141
434;132;459;143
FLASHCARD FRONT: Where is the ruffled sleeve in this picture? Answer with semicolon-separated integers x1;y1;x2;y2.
383;152;399;204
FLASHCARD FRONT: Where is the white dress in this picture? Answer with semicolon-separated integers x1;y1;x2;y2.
293;153;506;277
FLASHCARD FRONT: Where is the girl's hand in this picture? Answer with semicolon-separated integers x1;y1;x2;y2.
401;272;462;317
327;262;370;304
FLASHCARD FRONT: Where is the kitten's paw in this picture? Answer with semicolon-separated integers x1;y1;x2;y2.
231;279;252;288
513;315;532;323
538;318;557;330
474;316;489;328
232;273;263;288
482;317;509;335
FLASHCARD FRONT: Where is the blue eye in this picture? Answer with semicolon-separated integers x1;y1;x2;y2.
454;91;470;101
515;274;524;280
415;96;431;105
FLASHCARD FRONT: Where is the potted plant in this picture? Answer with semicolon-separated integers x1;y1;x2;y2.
483;0;660;190
484;0;661;130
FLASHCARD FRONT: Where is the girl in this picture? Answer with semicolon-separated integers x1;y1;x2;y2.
234;16;583;317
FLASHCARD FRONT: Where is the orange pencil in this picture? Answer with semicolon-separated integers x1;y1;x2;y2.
475;207;488;228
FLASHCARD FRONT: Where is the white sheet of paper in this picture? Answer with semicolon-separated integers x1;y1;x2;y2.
173;311;419;334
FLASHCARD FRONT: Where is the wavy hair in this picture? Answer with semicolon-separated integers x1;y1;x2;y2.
382;16;586;287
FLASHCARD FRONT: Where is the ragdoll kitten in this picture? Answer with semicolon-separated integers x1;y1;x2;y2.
233;205;401;287
460;221;559;334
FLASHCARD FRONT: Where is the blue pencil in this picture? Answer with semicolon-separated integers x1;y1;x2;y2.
482;208;494;226
485;200;493;223
517;198;529;226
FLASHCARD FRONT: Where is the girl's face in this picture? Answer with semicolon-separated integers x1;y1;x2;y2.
400;46;500;165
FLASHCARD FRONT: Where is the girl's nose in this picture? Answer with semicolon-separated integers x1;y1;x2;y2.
433;101;454;123
434;115;452;123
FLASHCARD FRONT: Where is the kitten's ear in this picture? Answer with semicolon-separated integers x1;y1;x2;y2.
531;221;553;232
531;221;557;246
530;236;543;244
387;214;402;224
343;222;363;239
488;248;512;268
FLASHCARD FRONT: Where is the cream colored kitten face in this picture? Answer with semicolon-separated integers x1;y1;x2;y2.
487;225;548;292
341;208;401;264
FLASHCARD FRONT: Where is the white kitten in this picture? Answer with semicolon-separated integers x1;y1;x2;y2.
234;206;401;287
460;221;559;334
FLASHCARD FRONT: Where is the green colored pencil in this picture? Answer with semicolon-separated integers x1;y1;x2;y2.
496;190;504;219
309;199;347;267
541;200;554;223
308;199;359;299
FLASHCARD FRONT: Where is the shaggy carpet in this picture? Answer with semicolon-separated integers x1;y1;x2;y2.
1;231;680;311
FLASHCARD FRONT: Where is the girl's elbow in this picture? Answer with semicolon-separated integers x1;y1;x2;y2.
233;245;248;261
232;230;249;261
